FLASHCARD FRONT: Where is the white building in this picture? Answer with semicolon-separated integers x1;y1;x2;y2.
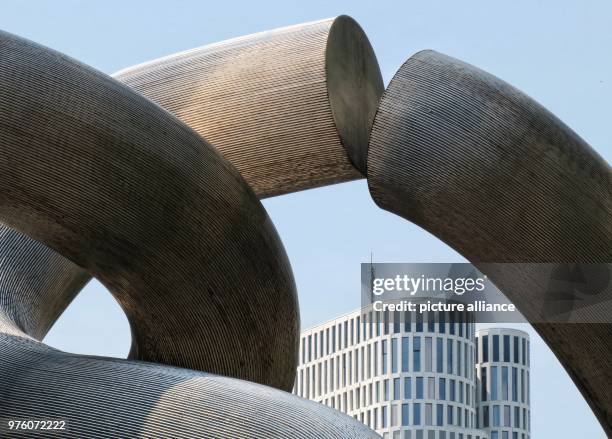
475;328;530;439
294;308;489;439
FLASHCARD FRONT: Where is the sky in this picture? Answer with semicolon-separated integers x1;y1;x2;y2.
1;1;609;437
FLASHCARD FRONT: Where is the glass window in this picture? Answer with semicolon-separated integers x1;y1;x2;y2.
482;335;489;363
392;338;398;373
491;366;498;400
425;403;433;426
439;311;446;333
425;337;432;372
481;368;487;402
437;404;444;426
447;339;453;374
394;378;401;401
502;366;509;400
382;340;388;374
384;379;390;401
493;335;499;362
402;403;409;426
493;405;500;427
491;433;498;439
402;337;410;372
447;404;454;425
308;335;312;362
504;405;511;427
331;326;336;353
522;338;526;365
404;377;412;399
416;377;424;399
514;406;520;428
394;310;400;333
450;379;456;401
413;403;421;425
416;313;423;332
356;317;360;344
413;337;421;372
436;337;444;373
439;378;446;400
382;405;388;428
344;321;348;348
503;335;510;362
384;310;389;335
513;336;519;363
512;367;518;401
404;310;411;332
428;377;435;399
428;311;435;332
483;405;489;428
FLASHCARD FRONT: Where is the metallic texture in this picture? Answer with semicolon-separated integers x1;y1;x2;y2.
367;50;612;435
115;16;384;196
0;29;299;390
0;23;381;438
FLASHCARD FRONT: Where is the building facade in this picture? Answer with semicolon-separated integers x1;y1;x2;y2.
294;308;488;439
475;328;530;439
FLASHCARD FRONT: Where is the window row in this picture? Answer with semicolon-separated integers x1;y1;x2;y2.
476;334;529;366
478;365;530;404
477;404;530;431
296;337;474;397
382;430;489;439
301;310;475;363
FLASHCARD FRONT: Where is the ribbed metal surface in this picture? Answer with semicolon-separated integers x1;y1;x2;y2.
115;16;384;197
0;226;89;340
367;50;612;435
0;29;298;391
0;332;378;438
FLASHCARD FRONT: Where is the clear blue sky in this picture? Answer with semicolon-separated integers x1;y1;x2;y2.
2;1;609;437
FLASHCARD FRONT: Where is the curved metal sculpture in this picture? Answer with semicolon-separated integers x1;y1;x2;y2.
0;14;610;439
115;15;384;196
367;50;612;436
0;29;299;390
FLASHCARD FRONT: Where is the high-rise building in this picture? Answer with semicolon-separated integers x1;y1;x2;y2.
293;308;489;439
475;329;530;439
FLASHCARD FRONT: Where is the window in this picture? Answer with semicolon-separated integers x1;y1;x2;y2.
384;310;389;335
402;337;410;372
314;333;318;360
491;433;498;439
350;319;354;346
425;337;432;372
502;366;508;400
428;311;435;332
513;336;519;363
503;335;510;362
504;405;511;427
514;406;520;428
522;338;526;365
413;403;421;425
402;403;409;426
493;405;500;427
450;379;456;401
483;405;489;428
447;339;453;374
493;335;499;362
382;340;388;374
382;405;388;428
439;378;446;400
384;379;390;401
413;337;421;372
394;378;401;400
404;377;412;399
344;321;348;348
428;377;435;399
481;368;487;402
331;326;336;353
416;313;423;332
512;367;518;401
308;335;312;362
439;311;446;333
482;335;489;363
447;404;454;425
356;317;360;344
437;404;443;426
491;366;498;400
392;338;398;373
436;337;444;373
425;403;433;426
404;310;411;332
394;310;400;333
